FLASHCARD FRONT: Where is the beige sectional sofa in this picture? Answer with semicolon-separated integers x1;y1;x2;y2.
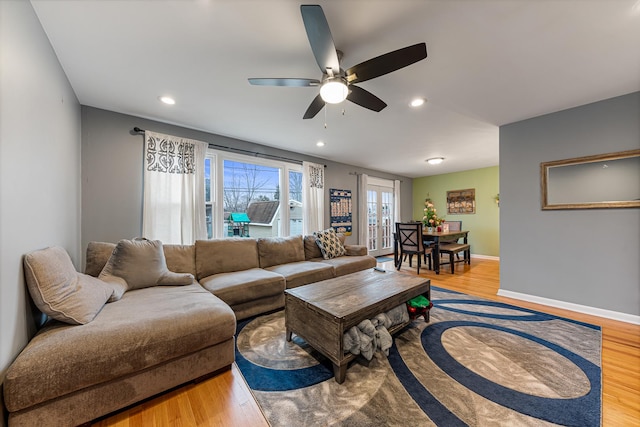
3;233;375;426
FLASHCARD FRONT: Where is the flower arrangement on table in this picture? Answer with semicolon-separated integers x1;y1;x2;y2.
422;198;445;230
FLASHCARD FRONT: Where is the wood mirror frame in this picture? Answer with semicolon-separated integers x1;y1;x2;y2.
540;149;640;210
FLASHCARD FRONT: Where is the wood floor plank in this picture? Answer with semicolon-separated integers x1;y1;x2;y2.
93;257;639;426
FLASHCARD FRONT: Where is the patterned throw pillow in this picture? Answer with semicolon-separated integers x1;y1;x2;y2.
313;228;346;259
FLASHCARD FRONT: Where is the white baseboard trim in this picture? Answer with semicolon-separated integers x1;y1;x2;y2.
471;254;500;261
497;289;640;325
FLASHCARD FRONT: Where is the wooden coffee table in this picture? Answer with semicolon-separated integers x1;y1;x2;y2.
285;268;430;383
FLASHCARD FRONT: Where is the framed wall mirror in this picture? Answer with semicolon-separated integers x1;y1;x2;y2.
541;149;640;210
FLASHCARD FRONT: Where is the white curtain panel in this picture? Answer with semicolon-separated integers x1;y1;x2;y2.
358;173;369;246
302;161;325;235
394;179;401;223
142;131;207;245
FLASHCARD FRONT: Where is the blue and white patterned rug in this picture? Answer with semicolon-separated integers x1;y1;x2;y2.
235;287;601;426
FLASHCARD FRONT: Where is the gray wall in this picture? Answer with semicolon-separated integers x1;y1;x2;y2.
0;1;81;379
81;107;413;256
500;92;639;316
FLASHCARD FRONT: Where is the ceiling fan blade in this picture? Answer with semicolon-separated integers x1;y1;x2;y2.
300;5;340;75
248;78;320;87
346;85;387;112
346;43;427;84
303;94;326;119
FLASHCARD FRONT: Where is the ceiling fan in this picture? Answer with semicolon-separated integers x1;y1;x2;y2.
248;4;427;119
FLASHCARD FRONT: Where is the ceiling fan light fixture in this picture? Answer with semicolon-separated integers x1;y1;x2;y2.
426;157;444;165
320;78;348;104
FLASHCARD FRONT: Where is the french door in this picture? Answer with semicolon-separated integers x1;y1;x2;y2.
366;183;394;257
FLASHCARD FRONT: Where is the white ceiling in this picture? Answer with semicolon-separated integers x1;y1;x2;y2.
31;0;640;178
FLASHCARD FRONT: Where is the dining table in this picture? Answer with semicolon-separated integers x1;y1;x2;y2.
422;229;470;274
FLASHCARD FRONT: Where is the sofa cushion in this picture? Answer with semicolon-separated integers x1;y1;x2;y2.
23;247;114;325
163;244;197;275
99;238;194;301
195;238;259;279
313;228;346;259
311;255;377;277
85;241;196;277
230;294;285;321
85;241;116;277
265;261;334;289
3;284;235;413
257;235;305;268
303;235;323;260
344;244;368;256
199;268;285;306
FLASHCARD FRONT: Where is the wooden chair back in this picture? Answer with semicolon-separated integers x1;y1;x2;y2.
395;222;432;273
396;222;424;253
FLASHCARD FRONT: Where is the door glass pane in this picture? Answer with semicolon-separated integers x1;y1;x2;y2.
366;183;395;256
367;189;378;251
381;190;393;251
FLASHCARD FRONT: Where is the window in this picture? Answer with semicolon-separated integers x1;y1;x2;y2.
289;169;303;236
204;155;215;238
204;150;303;239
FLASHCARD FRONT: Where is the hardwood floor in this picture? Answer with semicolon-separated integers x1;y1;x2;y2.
93;257;640;426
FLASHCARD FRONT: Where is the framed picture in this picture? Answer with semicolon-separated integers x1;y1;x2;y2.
329;188;353;235
447;188;476;214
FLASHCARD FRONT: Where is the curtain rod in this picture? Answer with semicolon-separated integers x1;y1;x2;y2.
349;171;403;182
133;127;326;167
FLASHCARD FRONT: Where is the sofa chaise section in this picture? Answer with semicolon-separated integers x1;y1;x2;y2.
4;282;235;427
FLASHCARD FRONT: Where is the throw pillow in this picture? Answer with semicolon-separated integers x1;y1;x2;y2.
23;246;114;325
85;241;116;277
303;235;323;259
313;228;346;260
99;238;194;301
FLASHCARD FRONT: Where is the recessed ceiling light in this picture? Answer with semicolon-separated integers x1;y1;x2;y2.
316;141;325;147
159;96;175;105
426;157;444;165
410;97;426;107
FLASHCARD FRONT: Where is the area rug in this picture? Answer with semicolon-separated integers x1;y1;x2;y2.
235;287;601;426
375;256;394;263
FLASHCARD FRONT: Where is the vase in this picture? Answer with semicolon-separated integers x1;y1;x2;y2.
427;227;434;232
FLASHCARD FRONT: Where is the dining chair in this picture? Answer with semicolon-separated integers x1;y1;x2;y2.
438;221;470;273
395;222;432;274
392;232;400;269
436;221;458;254
444;220;462;233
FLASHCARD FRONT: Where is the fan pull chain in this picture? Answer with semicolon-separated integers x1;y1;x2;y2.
324;105;328;129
